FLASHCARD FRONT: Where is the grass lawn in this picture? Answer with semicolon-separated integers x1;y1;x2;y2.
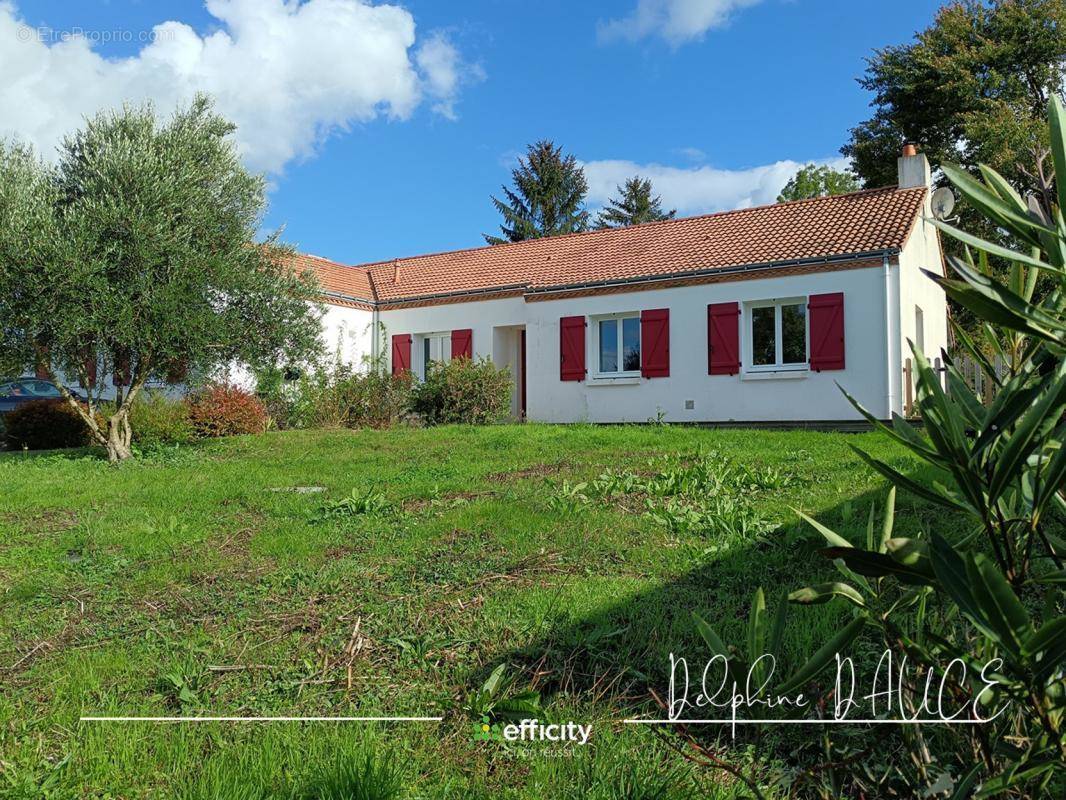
0;425;967;798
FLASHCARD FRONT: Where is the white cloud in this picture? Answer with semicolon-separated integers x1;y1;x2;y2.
675;146;706;163
0;0;480;174
415;31;484;120
598;0;763;46
582;156;851;216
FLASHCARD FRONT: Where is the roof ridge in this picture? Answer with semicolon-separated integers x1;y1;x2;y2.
342;183;912;271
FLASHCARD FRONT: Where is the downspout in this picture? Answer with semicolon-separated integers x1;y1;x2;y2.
883;254;897;420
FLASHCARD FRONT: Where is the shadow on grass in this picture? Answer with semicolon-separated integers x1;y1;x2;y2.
478;464;968;712
0;444;105;461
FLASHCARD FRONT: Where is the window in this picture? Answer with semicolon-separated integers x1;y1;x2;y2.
420;333;450;378
594;314;640;376
915;306;925;354
747;299;807;371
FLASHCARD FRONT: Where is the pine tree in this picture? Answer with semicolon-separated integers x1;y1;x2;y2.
484;140;589;244
595;176;676;228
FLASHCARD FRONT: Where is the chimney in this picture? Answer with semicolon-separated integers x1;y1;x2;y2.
897;143;930;189
392;260;402;284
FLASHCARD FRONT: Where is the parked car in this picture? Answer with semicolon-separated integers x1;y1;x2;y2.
0;378;85;416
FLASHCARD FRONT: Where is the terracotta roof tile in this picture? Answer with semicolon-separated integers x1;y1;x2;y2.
298;186;926;305
286;251;374;301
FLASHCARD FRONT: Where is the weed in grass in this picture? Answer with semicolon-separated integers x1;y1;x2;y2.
546;479;589;514
0;755;70;800
465;663;542;721
154;657;209;709
314;488;393;521
298;751;403;800
0;426;941;798
551;450;785;539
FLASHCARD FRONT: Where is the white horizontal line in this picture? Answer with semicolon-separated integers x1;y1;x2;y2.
624;718;988;725
80;716;443;723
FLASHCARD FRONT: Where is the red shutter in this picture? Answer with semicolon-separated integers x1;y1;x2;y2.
809;292;845;371
640;309;670;378
560;316;586;381
708;302;741;375
113;349;130;387
391;334;412;376
451;328;472;360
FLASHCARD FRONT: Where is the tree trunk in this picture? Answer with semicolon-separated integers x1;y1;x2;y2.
106;408;133;463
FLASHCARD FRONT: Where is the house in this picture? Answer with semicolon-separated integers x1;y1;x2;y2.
294;147;947;424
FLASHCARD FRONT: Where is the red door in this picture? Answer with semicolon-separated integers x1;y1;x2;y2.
520;329;527;420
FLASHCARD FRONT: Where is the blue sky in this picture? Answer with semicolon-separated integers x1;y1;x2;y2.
1;1;943;265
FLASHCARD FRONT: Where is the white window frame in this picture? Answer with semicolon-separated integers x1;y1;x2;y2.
418;332;451;379
590;312;641;379
744;297;809;373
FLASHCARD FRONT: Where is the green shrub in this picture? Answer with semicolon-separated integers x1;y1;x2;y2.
187;384;269;438
331;369;414;428
255;367;325;430
129;392;194;447
684;97;1066;799
411;357;511;425
256;364;414;430
3;399;95;450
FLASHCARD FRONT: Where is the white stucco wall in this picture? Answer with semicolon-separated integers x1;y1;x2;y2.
374;266;914;423
380;296;527;412
320;304;377;371
523;267;894;423
897;202;950;368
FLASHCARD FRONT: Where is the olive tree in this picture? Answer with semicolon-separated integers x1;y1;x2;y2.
0;96;323;462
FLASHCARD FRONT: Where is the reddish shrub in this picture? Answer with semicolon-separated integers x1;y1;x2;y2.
3;399;98;450
187;384;269;438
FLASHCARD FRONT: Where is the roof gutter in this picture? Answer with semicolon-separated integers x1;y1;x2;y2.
374;283;528;308
319;289;376;306
522;249;899;298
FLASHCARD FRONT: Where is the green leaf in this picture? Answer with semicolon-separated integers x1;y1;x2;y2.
1033;568;1066;585
777;617;865;697
1035;434;1066;514
789;582;865;609
929;217;1056;274
948;762;984;800
941;164;1051;247
987;362;1066;504
884;537;930;571
930;533;999;642
1021;617;1066;681
967;554;1033;656
848;446;971;514
820;547;935;586
978;164;1028;212
974;759;1058;798
880;486;895;550
1050;94;1066;217
949;320;1000;385
747;588;766;665
693;611;746;688
793;508;852;548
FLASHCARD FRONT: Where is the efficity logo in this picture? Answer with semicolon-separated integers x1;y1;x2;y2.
472;716;591;745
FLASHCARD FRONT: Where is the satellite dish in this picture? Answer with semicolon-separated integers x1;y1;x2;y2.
931;186;956;220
